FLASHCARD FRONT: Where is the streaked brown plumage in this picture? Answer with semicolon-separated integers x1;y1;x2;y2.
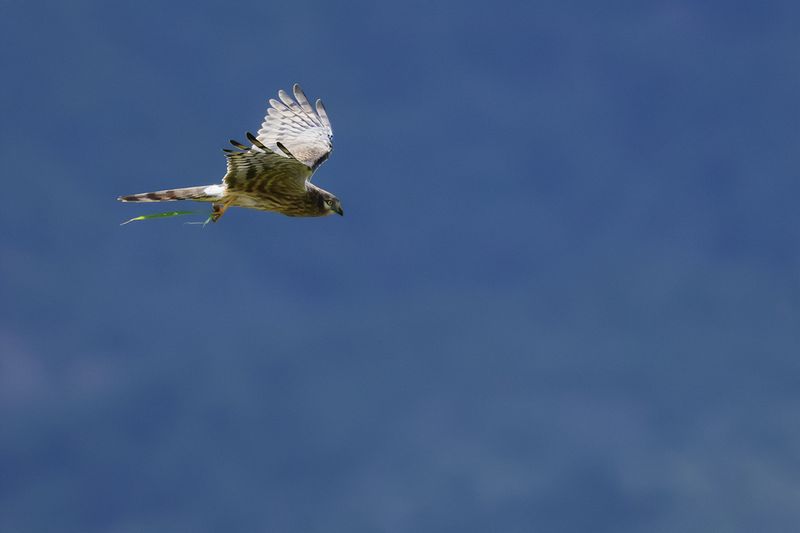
118;84;342;222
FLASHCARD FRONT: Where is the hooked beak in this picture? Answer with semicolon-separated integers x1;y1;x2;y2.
334;206;344;216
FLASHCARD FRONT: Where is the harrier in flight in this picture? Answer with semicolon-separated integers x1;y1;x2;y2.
118;84;341;222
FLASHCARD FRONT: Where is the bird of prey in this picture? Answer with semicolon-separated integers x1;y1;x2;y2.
118;84;341;222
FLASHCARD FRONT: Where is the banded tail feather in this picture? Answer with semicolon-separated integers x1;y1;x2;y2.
117;184;225;203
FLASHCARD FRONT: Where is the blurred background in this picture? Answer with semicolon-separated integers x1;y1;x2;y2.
1;1;799;531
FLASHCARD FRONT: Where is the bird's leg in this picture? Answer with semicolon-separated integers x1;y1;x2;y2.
210;198;235;222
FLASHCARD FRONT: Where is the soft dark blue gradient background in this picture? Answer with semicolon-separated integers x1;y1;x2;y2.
2;1;799;531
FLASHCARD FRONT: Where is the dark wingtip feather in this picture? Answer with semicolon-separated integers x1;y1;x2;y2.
246;131;269;151
276;141;295;159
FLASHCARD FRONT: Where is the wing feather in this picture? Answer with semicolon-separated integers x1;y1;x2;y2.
315;99;332;133
256;84;333;171
293;85;323;127
223;136;311;195
277;90;318;130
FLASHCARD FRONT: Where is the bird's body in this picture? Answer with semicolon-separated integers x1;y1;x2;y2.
119;84;342;221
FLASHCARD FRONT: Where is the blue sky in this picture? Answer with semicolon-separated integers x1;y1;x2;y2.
1;1;799;532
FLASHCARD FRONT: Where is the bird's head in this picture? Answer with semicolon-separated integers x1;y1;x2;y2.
321;193;344;216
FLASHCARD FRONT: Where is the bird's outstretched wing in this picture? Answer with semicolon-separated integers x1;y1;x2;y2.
255;84;333;172
223;134;312;196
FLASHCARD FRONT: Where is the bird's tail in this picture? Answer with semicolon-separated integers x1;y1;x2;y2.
117;184;223;203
